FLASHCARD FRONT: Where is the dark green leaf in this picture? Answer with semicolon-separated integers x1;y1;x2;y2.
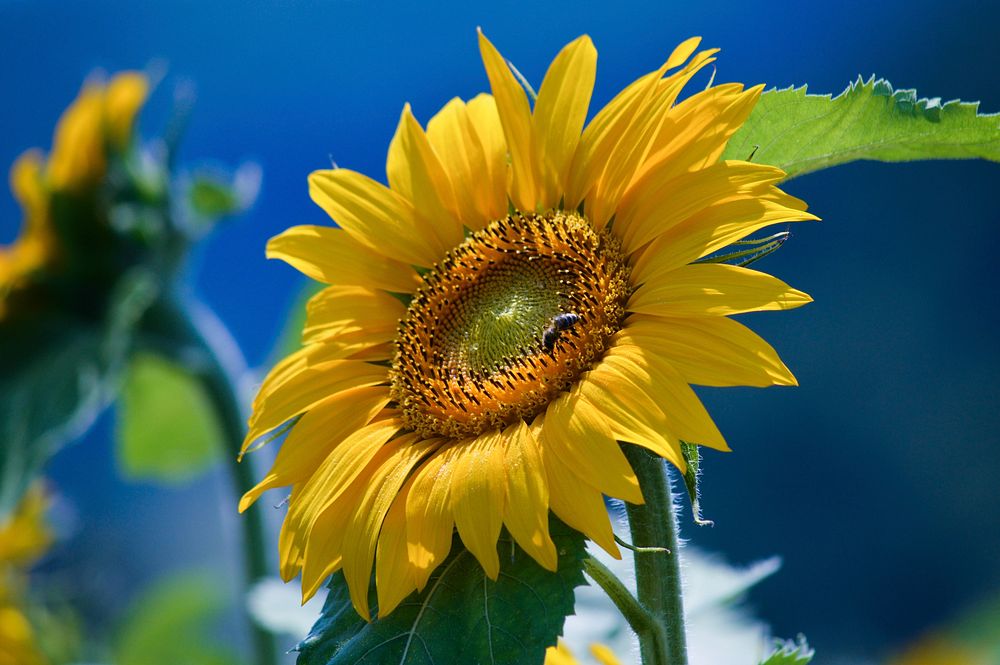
115;352;223;483
759;636;815;664
679;442;713;526
297;518;587;665
0;271;157;517
723;77;1000;179
116;570;239;665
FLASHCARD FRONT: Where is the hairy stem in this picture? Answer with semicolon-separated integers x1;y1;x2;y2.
582;554;669;661
622;444;688;665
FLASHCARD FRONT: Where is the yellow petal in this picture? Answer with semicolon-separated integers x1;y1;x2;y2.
617;314;797;388
47;82;106;189
266;224;420;293
289;416;405;534
293;331;391;363
375;479;419;617
3;151;51;288
565;66;664;213
562;35;706;210
502;421;557;571
575;362;686;470
249;341;371;419
406;444;459;590
630;194;819;283
615;160;787;255
10;150;47;232
238;385;390;511
591;643;624;665
294;498;350;605
532;35;597;208
628;263;812;317
535;415;620;558
465;93;511;224
342;434;438;619
541;391;643;503
664;37;704;69
450;429;508;578
278;485;307;580
386;104;465;247
245;359;388;446
0;483;52;567
426;97;504;230
302;285;405;345
544;642;575;665
298;478;362;597
587;48;719;228
343;340;394;362
633;84;762;187
308;168;445;267
289;418;406;589
603;348;729;452
103;71;149;149
478;29;539;211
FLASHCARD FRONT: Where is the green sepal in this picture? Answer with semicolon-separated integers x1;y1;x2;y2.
696;231;790;268
114;352;223;483
0;270;157;517
759;636;815;664
296;517;587;665
680;442;713;527
723;76;1000;179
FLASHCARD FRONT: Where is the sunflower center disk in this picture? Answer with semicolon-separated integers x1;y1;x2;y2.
391;211;631;438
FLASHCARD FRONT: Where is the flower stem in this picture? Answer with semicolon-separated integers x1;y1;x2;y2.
142;292;278;665
622;443;688;665
582;554;669;660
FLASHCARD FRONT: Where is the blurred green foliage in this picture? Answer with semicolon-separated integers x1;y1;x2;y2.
115;571;239;665
115;352;223;483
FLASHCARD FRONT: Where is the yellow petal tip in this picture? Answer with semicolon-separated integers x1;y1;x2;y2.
237;494;255;514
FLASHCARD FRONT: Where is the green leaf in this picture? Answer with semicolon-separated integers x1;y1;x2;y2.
116;570;239;665
115;352;223;483
679;442;712;526
297;518;587;665
759;636;815;665
0;271;157;517
723;76;1000;179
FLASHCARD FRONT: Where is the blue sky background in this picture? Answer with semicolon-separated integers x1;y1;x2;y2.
2;1;999;662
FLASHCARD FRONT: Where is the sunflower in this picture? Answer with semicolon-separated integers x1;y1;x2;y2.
0;71;147;320
241;31;816;620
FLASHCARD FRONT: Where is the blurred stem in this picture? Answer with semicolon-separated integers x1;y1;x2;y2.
582;554;669;661
143;292;277;665
622;444;688;665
